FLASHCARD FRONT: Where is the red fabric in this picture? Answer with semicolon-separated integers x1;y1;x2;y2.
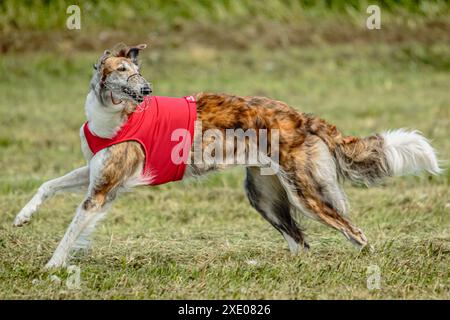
83;96;197;186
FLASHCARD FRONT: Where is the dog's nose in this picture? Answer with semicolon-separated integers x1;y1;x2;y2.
140;85;152;96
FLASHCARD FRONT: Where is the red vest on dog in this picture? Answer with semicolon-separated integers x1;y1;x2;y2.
83;96;197;186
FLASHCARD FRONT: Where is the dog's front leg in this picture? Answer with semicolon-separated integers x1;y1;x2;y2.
44;163;114;269
44;194;114;269
44;143;144;269
13;166;90;227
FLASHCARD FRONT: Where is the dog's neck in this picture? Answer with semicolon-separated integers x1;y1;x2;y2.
85;89;128;138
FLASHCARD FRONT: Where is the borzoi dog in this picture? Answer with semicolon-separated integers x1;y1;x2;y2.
13;44;441;269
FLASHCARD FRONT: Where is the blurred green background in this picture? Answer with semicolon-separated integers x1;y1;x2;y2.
0;0;449;299
1;0;450;52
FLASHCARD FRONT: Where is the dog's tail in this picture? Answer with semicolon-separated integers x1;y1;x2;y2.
333;129;442;185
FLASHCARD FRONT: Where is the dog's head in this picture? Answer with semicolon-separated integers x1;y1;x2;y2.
93;43;152;105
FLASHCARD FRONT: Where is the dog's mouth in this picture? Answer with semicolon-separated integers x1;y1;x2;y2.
121;86;152;104
121;87;145;104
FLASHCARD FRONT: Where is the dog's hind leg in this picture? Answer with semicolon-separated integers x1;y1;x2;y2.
244;167;308;254
13;166;90;227
280;137;367;248
45;142;145;269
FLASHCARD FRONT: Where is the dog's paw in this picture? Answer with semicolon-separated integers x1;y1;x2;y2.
44;259;67;270
13;214;31;227
359;243;374;255
355;228;368;247
343;228;368;248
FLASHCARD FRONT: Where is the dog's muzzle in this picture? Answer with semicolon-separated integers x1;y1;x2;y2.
122;73;152;103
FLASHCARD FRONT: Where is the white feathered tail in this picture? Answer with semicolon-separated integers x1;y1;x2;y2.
333;129;442;185
381;129;441;176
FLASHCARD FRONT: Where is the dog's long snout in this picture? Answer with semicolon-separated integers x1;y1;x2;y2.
140;84;152;96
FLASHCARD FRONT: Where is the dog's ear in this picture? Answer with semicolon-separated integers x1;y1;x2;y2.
97;50;111;69
126;44;147;65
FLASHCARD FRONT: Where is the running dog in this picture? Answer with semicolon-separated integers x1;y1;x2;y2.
13;44;441;269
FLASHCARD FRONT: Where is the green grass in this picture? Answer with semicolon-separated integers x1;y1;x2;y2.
0;41;449;299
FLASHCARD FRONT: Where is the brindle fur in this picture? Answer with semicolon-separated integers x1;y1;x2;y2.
188;93;376;247
83;142;144;211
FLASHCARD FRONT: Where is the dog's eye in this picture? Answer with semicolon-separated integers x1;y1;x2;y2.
117;66;126;72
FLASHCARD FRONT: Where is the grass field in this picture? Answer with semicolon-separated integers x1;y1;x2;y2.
0;1;449;300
